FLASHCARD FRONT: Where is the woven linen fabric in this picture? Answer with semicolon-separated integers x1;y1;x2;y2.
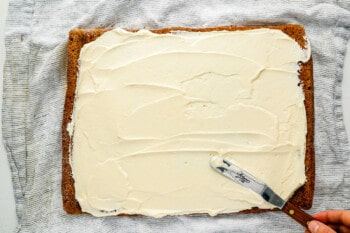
3;1;350;232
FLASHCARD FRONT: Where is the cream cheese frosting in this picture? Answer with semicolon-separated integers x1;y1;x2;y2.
70;28;311;217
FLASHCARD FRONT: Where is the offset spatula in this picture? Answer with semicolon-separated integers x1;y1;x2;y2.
209;155;314;228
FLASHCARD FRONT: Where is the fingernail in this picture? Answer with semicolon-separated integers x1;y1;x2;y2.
308;221;319;233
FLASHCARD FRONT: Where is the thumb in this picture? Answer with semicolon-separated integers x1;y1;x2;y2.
308;220;336;233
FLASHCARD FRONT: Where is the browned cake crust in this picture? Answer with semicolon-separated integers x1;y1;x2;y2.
62;24;315;215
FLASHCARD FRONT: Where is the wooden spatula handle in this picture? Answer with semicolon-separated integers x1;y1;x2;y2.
282;201;315;228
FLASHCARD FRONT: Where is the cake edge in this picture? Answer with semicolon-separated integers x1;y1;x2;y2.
61;24;315;216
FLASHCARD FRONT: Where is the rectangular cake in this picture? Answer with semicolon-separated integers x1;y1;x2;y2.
62;24;314;217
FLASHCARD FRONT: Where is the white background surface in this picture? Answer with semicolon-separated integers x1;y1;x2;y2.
0;1;349;232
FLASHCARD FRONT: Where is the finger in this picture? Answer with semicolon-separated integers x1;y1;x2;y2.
341;226;350;233
338;226;350;233
308;220;336;233
312;210;350;226
327;224;350;233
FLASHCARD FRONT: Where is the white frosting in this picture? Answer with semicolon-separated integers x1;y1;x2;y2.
70;28;310;217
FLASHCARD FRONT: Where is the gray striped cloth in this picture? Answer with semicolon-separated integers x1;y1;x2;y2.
3;1;350;232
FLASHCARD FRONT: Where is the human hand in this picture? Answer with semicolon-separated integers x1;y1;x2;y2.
305;210;350;233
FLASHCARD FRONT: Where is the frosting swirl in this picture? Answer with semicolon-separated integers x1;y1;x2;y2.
70;28;310;217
